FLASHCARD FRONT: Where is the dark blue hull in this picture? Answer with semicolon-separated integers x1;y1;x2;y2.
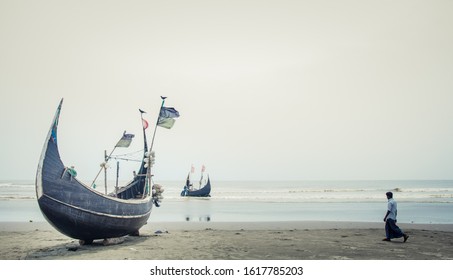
180;177;211;197
37;194;151;240
36;99;153;241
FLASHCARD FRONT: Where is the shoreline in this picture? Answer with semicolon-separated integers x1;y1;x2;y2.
2;220;453;231
1;221;452;260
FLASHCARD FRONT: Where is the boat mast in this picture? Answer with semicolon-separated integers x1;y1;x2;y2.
149;96;166;153
143;96;167;197
190;164;194;190
91;145;118;192
199;165;205;188
91;132;134;193
104;150;108;194
139;109;149;153
115;161;119;193
139;109;149;197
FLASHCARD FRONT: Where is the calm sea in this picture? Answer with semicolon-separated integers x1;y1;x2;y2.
1;180;452;224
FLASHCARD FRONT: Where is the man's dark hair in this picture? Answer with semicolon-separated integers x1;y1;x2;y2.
386;192;393;198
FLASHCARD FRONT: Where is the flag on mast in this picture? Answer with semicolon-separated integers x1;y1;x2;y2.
142;119;149;130
115;132;135;148
157;107;180;129
157;118;175;129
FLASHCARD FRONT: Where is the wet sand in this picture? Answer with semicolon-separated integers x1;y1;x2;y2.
1;221;452;260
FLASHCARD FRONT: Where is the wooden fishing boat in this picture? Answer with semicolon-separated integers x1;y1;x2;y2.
35;98;169;244
180;166;211;197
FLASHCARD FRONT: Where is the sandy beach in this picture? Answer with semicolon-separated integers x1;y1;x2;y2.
1;221;452;260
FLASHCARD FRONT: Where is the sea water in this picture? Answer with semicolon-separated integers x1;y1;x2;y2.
1;180;452;224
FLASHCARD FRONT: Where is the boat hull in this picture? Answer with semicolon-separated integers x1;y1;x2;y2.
181;177;211;197
36;99;153;241
38;195;151;240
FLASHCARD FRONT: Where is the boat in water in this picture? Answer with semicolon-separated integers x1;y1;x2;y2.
35;98;177;244
180;165;211;197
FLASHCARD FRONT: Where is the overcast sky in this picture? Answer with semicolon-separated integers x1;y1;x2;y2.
1;0;452;182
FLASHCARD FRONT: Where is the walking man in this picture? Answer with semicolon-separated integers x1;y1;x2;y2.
383;191;409;242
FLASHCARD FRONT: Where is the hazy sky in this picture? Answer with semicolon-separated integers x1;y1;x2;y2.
1;0;452;181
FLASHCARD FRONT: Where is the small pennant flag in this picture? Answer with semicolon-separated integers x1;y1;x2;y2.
142;119;149;130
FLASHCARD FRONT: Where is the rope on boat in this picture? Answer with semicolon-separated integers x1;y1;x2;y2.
141;150;164;206
109;149;144;162
109;157;142;162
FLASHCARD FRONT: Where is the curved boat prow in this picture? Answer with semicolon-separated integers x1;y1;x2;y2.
35;99;156;242
36;98;64;200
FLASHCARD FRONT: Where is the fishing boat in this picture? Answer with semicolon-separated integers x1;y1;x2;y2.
180;165;211;197
35;97;178;244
